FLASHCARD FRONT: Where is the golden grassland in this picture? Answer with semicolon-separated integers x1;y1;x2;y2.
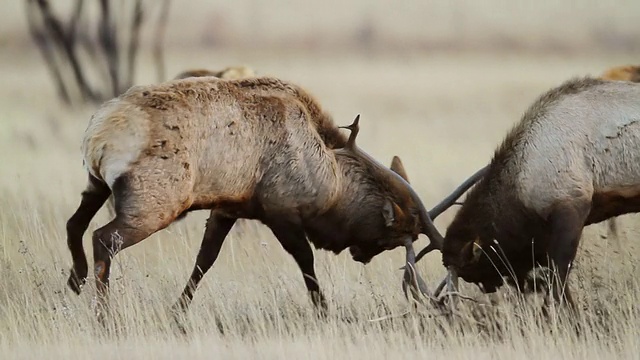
1;48;639;359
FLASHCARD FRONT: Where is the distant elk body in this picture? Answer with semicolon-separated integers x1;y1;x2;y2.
600;65;640;82
173;66;256;80
417;77;640;308
65;76;448;319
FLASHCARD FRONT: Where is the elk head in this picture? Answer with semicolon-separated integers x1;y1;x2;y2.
336;115;446;301
440;229;505;294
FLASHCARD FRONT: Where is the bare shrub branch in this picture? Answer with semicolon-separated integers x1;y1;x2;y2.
25;0;172;107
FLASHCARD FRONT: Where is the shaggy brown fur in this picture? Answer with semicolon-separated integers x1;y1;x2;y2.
173;68;346;148
104;66;258;219
234;77;347;149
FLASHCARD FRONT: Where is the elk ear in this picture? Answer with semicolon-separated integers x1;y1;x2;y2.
462;238;483;263
389;155;409;183
472;240;483;262
382;199;396;227
382;199;406;227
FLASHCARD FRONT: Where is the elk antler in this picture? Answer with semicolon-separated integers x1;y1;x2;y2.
338;114;440;306
401;237;436;304
339;114;360;149
393;164;487;311
413;164;489;263
428;164;489;220
406;166;488;311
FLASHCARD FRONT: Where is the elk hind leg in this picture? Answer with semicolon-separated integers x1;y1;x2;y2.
66;174;111;294
92;175;186;321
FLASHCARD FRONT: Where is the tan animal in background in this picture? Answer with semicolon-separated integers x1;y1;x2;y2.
173;65;257;80
600;65;640;82
65;75;447;321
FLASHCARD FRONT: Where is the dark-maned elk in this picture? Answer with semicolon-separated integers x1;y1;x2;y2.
65;75;449;322
416;77;640;310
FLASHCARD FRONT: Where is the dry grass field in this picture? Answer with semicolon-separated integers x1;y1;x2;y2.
1;43;640;359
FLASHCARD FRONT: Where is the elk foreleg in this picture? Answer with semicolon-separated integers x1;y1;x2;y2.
173;212;236;314
268;222;328;314
545;200;589;310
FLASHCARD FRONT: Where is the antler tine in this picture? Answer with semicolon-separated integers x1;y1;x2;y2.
414;241;439;263
411;164;489;265
433;276;448;298
437;267;461;309
398;241;438;269
401;237;438;306
338;114;360;149
428;164;489;220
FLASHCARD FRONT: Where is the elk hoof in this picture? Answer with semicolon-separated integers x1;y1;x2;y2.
67;269;86;295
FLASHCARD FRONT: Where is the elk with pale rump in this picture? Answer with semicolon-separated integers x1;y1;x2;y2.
65;75;457;322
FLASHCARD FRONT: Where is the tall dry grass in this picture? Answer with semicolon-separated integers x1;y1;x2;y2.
1;49;639;359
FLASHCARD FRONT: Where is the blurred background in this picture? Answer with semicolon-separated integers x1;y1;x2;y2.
3;0;640;246
4;1;640;53
1;0;639;304
1;3;640;354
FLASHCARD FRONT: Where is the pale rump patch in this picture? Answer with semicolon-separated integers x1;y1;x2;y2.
82;99;150;188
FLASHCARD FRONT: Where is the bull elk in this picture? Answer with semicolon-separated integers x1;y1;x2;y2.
65;75;454;321
415;77;640;309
